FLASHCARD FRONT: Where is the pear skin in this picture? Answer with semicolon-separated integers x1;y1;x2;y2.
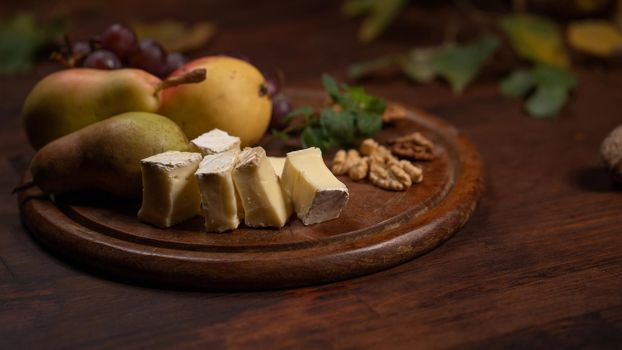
22;68;162;149
158;56;272;147
30;112;190;198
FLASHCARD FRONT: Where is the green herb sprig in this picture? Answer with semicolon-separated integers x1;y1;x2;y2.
274;74;386;151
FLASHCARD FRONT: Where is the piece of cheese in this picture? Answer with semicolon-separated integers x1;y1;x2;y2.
233;147;292;228
191;128;241;155
138;151;203;228
268;157;286;177
195;150;243;232
281;147;349;225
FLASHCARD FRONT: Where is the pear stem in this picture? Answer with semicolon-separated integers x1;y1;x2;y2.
154;68;207;96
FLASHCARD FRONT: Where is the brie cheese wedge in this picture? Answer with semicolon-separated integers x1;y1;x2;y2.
281;147;349;225
233;147;292;228
138;151;203;228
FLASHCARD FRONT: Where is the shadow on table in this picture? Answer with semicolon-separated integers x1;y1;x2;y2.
569;166;620;193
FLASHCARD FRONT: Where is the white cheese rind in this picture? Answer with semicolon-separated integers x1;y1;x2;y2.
195;150;241;232
138;151;203;228
191;128;241;155
281;147;349;225
233;147;292;228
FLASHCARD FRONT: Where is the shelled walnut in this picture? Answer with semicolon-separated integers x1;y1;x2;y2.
330;138;424;191
382;103;407;123
389;132;435;160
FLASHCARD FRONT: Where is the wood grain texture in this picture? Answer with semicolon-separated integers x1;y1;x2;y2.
17;89;483;290
1;0;621;349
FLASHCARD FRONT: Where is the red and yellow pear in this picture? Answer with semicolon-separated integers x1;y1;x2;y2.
21;68;205;149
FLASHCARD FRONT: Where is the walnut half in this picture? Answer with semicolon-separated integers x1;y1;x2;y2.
389;132;435;160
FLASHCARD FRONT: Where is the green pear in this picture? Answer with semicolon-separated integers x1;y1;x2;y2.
21;68;205;149
30;112;190;198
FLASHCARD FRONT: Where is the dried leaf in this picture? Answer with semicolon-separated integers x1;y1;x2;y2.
567;20;622;57
342;0;376;17
402;46;446;83
132;20;216;53
500;14;569;68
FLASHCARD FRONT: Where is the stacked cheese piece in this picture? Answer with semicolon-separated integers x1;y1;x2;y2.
138;129;349;231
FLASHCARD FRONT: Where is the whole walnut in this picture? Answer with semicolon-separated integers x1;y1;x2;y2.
600;125;622;184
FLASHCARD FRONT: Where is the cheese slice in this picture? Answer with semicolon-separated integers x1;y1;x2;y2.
191;128;241;155
233;147;291;228
281;147;349;225
138;151;203;228
268;157;286;178
195;150;243;232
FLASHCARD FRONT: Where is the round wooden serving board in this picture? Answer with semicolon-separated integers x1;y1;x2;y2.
18;88;483;290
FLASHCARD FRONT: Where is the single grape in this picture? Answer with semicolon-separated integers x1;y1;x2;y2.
128;39;167;77
264;76;280;97
100;23;138;60
72;40;91;58
162;52;187;76
83;50;122;70
270;94;292;130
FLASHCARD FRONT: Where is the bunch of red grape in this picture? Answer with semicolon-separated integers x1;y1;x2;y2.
262;72;293;130
59;23;186;78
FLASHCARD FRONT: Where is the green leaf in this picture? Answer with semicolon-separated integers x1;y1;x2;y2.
433;36;500;93
532;64;577;89
320;108;355;144
355;111;382;137
500;69;535;98
271;128;291;140
501;64;576;118
0;13;65;75
284;105;314;124
321;74;340;103
358;0;408;42
347;54;403;80
525;85;568;118
499;14;569;67
301;126;333;151
342;86;386;114
524;64;576;118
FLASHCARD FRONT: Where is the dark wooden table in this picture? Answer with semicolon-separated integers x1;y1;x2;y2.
2;1;621;348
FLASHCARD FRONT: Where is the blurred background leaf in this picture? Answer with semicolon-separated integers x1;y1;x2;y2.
499;13;568;67
434;36;500;93
132;20;216;53
567;20;622;57
348;36;499;94
501;64;577;118
0;13;65;75
342;0;409;43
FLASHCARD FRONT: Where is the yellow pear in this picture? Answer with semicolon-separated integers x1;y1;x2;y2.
158;56;272;147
